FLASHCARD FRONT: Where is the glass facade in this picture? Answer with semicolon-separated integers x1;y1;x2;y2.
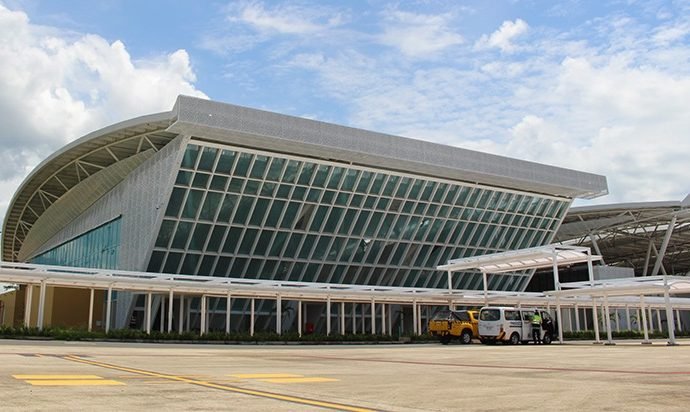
148;141;570;292
31;218;121;269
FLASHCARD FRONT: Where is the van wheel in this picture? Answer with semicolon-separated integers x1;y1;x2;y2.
460;330;472;344
509;332;520;345
542;333;552;345
439;335;451;345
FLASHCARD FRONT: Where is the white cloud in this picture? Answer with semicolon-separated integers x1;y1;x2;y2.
0;4;207;223
227;1;345;35
378;9;463;57
476;19;529;53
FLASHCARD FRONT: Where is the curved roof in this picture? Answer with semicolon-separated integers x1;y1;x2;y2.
3;95;609;262
555;195;690;276
2;111;178;261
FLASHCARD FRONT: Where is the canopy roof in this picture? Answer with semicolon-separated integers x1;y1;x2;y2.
437;245;602;274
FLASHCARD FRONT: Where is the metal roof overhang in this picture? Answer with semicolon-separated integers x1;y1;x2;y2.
3;262;690;309
437;245;602;274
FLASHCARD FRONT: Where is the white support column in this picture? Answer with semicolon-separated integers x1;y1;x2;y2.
351;303;356;334
145;292;152;334
185;298;191;331
250;298;255;337
371;298;376;334
656;309;662;334
178;295;184;333
37;281;47;330
276;295;282;335
167;290;174;333
574;304;580;332
583;306;588;331
23;285;33;328
340;301;345;335
615;309;620;333
105;287;112;333
381;303;386;335
640;296;650;344
298;300;302;337
663;276;677;345
482;272;488;305
603;295;614;345
447;270;453;293
652;215;677;277
88;289;95;332
200;295;207;336
417;304;422;335
625;306;631;331
592;299;601;344
413;300;418;335
326;296;331;336
676;310;682;332
636;309;642;332
225;293;231;334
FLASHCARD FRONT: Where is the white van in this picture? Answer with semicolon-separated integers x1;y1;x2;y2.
478;307;554;345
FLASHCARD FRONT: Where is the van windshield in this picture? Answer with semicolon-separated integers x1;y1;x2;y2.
480;309;500;321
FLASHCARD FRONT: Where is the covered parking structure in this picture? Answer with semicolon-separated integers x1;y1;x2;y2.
439;245;690;345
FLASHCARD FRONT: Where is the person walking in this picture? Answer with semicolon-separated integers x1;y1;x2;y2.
531;311;542;344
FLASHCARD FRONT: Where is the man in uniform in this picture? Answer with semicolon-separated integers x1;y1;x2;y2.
531;311;542;344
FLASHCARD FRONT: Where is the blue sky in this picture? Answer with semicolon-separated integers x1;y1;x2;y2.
1;0;689;225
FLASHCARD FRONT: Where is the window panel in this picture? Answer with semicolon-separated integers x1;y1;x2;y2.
365;212;383;237
326;167;344;189
265;200;285;227
229;258;248;276
249;155;268;179
282;160;301;183
222;227;243;254
324;207;344;233
175;171;192;186
234;153;252;177
238;228;258;254
209;175;228;191
182;190;204;219
298;234;317;259
291;186;306;200
198;255;217;276
269;231;288;256
165;187;186;217
249;198;270;226
163;252;182;273
309;206;329;231
197;147;218;171
383;175;399;196
215;256;232;276
147;251;165;272
189;223;211;251
233;197;255;225
306;188;322;202
254;231;274;255
356;171;372;193
276;184;292;199
339;209;357;235
298;163;315;185
265;157;285;181
199;192;222;221
280;202;301;229
283;233;302;257
181;145;199;169
312;165;330;187
217;194;238;222
295;204;314;230
181;253;201;274
215;150;236;174
207;225;227;252
155;220;176;248
370;173;386;195
171;221;193;249
312;236;331;260
341;169;359;191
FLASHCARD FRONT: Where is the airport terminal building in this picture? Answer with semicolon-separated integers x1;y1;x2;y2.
1;96;608;331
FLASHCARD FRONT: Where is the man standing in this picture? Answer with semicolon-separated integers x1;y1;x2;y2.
531;311;542;344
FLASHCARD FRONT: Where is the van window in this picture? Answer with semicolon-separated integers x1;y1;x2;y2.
480;309;500;321
505;310;520;321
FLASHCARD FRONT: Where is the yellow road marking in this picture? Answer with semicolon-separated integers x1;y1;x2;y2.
260;377;339;384
63;355;374;412
13;375;104;380
25;379;124;386
231;373;303;379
